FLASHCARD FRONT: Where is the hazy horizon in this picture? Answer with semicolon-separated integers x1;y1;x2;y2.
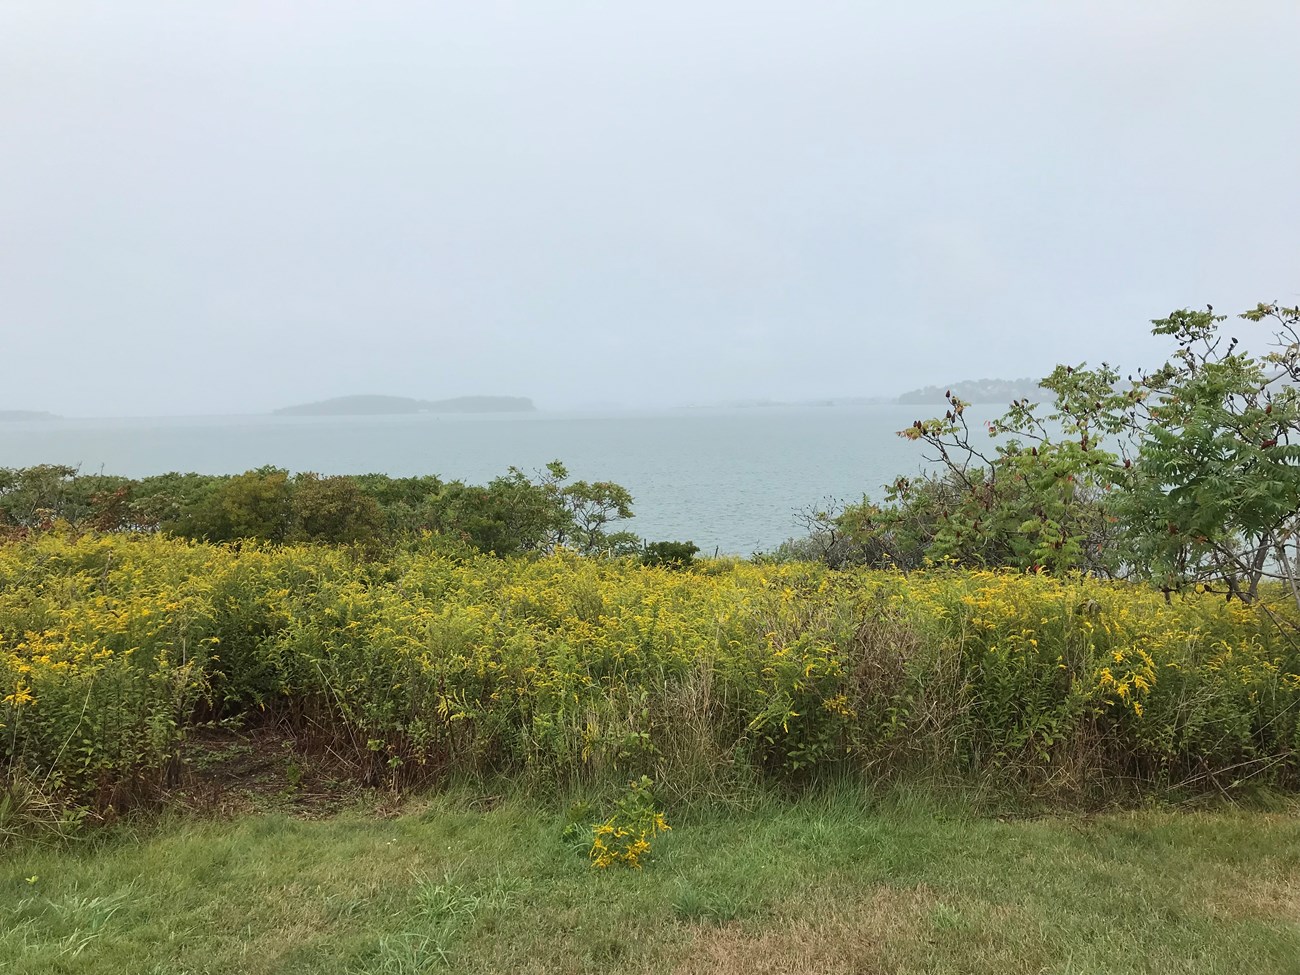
0;393;918;420
2;380;1042;419
4;2;1298;417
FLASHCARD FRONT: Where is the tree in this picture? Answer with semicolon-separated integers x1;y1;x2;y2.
827;299;1300;606
832;371;1122;575
291;474;386;546
1115;303;1300;604
553;467;637;555
641;540;699;569
184;467;295;544
429;461;635;557
0;464;80;530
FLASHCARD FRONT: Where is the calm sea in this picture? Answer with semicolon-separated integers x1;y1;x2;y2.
0;406;950;555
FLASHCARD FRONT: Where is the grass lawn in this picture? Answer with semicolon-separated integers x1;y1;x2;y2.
3;788;1298;975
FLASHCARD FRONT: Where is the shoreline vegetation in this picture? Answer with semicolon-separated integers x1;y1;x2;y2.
3;530;1299;820
2;528;1299;972
3;300;1300;971
4;301;1300;829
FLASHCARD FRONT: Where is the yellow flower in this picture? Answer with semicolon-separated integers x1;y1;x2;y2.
3;685;34;707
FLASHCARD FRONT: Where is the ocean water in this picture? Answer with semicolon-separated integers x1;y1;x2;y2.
0;406;946;555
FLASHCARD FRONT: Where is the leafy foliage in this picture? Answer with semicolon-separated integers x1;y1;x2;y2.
641;540;699;570
811;301;1300;605
1117;303;1300;603
565;776;671;869
0;461;636;558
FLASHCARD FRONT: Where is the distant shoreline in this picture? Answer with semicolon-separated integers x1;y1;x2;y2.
6;379;1048;421
896;378;1044;405
273;394;536;417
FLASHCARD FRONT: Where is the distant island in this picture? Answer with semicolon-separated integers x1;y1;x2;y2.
273;395;536;417
679;396;896;410
0;410;60;421
896;378;1045;405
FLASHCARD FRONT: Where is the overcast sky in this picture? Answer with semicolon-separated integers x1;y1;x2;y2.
2;1;1297;416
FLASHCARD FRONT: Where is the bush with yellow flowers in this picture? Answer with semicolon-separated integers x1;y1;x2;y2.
584;776;671;869
3;534;1300;822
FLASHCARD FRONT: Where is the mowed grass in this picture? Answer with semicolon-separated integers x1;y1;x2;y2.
3;789;1299;975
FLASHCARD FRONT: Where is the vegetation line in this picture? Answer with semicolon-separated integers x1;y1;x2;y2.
4;299;1300;837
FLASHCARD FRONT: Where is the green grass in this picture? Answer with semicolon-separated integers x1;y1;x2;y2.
3;788;1299;974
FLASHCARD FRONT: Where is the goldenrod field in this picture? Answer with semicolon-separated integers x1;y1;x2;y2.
4;532;1300;826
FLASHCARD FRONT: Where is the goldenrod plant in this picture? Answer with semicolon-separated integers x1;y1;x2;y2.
3;533;1300;828
586;776;671;869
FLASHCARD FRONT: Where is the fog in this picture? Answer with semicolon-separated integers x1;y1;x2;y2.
2;1;1297;417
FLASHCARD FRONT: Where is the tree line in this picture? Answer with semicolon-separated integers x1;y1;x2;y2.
0;460;653;558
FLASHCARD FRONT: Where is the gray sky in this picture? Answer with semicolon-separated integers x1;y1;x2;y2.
3;1;1298;416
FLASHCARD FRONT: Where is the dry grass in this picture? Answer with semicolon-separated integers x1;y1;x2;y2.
651;657;760;808
674;885;934;975
674;884;1042;975
1200;871;1300;922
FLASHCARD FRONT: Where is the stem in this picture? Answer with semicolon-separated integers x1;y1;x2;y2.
1277;541;1300;615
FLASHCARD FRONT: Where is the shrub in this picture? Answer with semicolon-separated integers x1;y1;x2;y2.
3;534;1299;824
641;541;699;570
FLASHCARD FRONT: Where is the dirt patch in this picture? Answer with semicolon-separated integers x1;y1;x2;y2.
673;885;935;975
166;723;374;819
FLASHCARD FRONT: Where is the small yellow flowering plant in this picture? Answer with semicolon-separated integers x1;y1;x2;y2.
579;776;670;870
